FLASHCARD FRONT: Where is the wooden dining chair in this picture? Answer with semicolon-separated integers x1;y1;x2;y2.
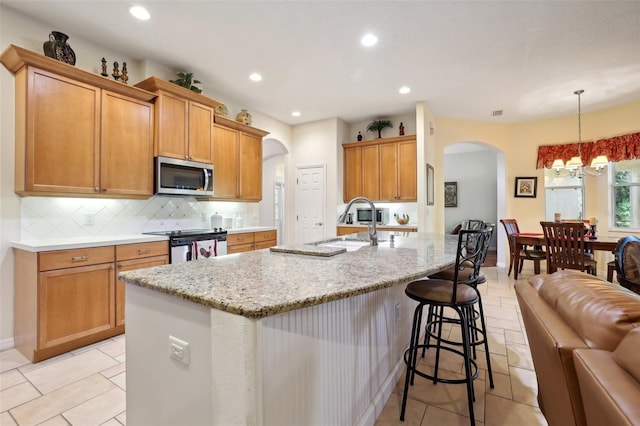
540;221;597;275
500;219;546;277
615;235;640;294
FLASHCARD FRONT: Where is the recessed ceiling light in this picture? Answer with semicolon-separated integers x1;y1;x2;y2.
249;73;262;82
360;33;378;47
291;111;301;117
399;86;411;94
129;5;150;21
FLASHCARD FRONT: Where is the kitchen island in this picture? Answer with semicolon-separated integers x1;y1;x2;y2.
119;232;458;426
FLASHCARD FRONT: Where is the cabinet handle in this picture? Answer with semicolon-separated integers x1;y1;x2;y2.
71;255;89;262
102;188;107;192
94;187;99;192
137;248;151;254
118;263;123;268
237;237;244;241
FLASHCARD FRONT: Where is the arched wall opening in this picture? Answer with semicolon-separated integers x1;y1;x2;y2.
443;141;507;267
261;138;289;244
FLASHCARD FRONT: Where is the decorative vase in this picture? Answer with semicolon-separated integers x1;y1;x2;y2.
236;109;252;125
215;104;230;118
43;31;76;65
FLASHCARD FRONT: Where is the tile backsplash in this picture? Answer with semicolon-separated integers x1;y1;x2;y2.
20;196;258;241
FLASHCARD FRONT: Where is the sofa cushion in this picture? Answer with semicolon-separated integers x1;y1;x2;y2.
613;327;640;381
531;270;640;351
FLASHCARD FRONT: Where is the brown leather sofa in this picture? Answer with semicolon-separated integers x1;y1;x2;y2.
515;270;640;426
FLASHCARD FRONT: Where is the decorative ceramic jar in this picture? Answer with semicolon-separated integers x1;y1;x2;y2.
214;104;229;118
43;31;76;65
236;109;252;125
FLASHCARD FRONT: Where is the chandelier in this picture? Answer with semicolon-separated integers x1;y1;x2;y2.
552;90;608;178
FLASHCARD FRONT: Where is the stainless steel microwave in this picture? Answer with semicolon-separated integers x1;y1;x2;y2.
155;156;214;197
356;207;389;225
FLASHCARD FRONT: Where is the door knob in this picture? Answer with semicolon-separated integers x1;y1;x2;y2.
315;222;323;226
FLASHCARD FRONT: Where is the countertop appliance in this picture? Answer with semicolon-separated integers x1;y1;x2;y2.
356;207;389;225
155;156;214;197
144;229;227;263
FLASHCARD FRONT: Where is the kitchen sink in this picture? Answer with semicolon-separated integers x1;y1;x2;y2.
317;240;372;252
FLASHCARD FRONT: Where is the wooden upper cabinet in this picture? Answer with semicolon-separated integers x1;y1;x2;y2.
188;101;214;163
135;77;221;163
343;135;416;202
239;132;262;201
1;45;156;198
101;91;154;196
23;67;100;195
211;115;268;201
343;146;362;202
212;123;239;199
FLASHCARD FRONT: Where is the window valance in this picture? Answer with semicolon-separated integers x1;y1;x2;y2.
536;132;640;169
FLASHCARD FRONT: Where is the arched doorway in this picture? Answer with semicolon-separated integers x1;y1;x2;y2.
261;138;288;244
444;142;507;266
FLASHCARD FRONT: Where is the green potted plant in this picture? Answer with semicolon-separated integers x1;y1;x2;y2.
169;72;202;93
366;120;393;138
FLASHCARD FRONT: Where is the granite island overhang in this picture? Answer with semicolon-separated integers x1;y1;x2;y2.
119;232;458;426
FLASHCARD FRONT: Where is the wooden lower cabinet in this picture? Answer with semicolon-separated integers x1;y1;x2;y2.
227;230;277;254
14;241;168;362
115;241;169;327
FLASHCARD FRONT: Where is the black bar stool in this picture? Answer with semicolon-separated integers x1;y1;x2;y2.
400;229;494;425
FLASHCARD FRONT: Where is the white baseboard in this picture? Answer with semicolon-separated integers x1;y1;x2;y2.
0;337;15;352
356;357;405;426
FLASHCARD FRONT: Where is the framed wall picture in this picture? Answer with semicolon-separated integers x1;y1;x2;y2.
514;177;538;198
426;163;434;206
444;181;457;207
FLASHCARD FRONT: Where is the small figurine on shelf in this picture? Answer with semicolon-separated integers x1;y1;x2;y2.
357;132;363;141
112;61;120;81
399;122;405;136
120;62;128;84
100;58;108;77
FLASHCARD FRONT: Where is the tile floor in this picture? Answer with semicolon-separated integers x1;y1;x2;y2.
1;266;548;425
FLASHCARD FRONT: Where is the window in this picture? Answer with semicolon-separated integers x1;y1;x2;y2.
544;169;584;221
612;159;640;229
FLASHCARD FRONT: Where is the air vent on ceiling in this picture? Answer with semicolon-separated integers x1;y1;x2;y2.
491;110;503;117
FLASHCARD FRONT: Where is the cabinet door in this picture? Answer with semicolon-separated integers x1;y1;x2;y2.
38;263;115;349
239;132;262;200
212;123;239;199
101;91;154;196
116;255;168;327
25;67;100;195
362;145;380;201
188;101;214;163
343;146;362;202
379;143;399;201
155;92;188;159
397;140;417;201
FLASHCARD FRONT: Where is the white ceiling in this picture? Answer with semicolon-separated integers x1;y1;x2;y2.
3;1;640;126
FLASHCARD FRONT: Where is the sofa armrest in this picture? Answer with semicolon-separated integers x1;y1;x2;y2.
574;348;640;426
515;281;589;426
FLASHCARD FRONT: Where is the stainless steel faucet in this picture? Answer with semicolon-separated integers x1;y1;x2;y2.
338;197;378;246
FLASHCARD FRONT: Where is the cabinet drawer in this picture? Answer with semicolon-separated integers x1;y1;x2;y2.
227;233;255;246
254;240;276;250
255;230;276;242
39;246;115;271
116;241;169;260
227;243;255;254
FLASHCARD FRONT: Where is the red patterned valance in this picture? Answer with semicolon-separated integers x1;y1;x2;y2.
537;132;640;169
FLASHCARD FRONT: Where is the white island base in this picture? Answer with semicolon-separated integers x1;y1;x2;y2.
126;282;414;425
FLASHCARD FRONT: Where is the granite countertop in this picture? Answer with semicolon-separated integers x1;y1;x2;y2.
11;234;169;252
119;232;458;319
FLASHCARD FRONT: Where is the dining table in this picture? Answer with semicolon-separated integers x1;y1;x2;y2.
511;233;621;279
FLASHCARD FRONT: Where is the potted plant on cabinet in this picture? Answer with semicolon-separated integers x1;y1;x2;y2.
367;120;393;138
169;72;202;93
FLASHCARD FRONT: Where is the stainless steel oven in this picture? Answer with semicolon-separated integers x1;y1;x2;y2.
144;229;227;263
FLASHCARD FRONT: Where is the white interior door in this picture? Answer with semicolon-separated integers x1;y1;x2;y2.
295;165;325;244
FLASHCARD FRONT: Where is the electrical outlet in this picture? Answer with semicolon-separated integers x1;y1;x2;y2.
395;302;400;323
84;213;95;225
169;335;190;365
